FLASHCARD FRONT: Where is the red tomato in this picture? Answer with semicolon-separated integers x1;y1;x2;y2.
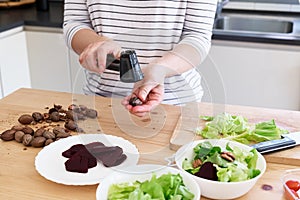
286;180;300;192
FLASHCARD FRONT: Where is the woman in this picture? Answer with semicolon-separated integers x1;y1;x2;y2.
63;0;217;117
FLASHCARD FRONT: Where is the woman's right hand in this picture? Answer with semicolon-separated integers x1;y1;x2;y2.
79;39;122;74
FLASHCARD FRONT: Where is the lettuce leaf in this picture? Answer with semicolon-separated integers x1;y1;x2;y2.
108;173;195;200
197;113;287;144
198;113;249;139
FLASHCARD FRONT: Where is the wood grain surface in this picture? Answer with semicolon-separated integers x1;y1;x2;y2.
169;101;300;166
1;88;300;200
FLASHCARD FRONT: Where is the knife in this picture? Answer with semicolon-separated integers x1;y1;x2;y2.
251;132;300;154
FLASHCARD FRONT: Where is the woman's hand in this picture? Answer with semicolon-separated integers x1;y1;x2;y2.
122;64;169;117
79;39;122;74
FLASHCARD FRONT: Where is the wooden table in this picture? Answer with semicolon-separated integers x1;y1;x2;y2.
1;88;300;200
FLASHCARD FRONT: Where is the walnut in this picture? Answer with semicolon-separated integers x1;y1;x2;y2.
11;125;25;131
221;152;235;162
66;110;76;120
14;131;25;143
45;139;54;146
18;114;34;125
32;112;44;122
53;104;62;110
64;120;78;131
85;109;98;118
192;159;203;168
129;97;143;106
0;129;16;141
52;126;70;138
34;127;45;137
22;134;33;146
31;136;46;147
43;131;55;139
52;127;66;135
56;131;70;138
50;111;60;122
22;126;34;135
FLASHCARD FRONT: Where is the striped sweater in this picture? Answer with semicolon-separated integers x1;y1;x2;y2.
63;0;217;105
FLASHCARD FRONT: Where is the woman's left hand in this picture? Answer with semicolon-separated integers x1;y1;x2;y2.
122;64;167;117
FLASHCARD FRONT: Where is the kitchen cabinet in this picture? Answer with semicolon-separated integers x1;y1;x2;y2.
200;40;300;110
26;28;72;93
0;28;31;97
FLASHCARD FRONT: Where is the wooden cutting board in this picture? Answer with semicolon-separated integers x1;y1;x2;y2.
168;102;300;166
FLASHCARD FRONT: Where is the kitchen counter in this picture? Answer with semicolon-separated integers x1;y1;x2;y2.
1;88;300;199
1;1;300;45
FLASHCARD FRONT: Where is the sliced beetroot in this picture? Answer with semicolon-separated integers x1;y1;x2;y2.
62;144;85;158
100;147;124;167
194;162;218;181
89;145;119;155
64;154;89;173
87;156;97;168
85;142;104;149
112;154;127;166
73;148;97;168
63;142;127;173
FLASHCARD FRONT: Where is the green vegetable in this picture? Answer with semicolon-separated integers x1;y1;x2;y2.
107;173;195;200
182;141;261;182
199;113;249;140
246;119;287;142
197;113;287;144
199;115;214;121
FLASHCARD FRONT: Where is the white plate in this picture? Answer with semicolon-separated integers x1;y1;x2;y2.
35;134;139;185
96;164;201;200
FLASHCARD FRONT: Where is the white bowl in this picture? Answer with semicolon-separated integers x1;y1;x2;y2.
96;164;201;200
175;139;266;200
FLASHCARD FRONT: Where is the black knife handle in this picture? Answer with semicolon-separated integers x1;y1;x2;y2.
251;137;296;154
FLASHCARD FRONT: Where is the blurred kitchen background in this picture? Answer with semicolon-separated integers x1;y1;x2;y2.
0;0;300;111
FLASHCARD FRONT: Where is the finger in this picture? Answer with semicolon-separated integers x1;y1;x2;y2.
79;47;102;74
131;104;152;113
137;85;154;102
87;52;99;71
131;111;147;117
130;106;152;117
121;97;130;106
96;50;107;69
113;48;122;59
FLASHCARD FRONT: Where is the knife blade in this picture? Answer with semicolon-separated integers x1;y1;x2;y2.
251;132;300;154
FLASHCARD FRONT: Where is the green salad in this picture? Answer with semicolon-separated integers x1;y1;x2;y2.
182;141;261;182
197;113;288;144
107;173;195;200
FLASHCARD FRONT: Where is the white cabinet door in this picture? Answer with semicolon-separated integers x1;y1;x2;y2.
199;41;300;110
0;29;31;97
26;30;71;93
